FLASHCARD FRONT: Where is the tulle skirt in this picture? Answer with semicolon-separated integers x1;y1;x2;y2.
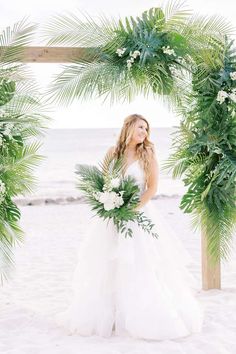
54;201;203;340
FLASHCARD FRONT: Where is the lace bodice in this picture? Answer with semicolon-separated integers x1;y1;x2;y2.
124;160;146;195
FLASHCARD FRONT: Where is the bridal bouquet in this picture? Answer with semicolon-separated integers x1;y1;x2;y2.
75;155;158;238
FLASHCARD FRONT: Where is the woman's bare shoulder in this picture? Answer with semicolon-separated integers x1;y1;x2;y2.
147;145;157;159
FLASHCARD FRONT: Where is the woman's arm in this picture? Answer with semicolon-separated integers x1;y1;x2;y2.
135;151;159;211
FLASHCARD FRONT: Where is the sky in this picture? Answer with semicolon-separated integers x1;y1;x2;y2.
1;0;236;128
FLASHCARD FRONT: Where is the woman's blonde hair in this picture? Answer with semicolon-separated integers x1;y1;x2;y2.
113;114;155;181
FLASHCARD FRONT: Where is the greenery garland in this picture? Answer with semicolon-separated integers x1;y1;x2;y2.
0;19;49;283
164;37;236;261
43;2;236;262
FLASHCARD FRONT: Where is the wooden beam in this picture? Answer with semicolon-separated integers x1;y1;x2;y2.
201;225;221;290
1;47;94;63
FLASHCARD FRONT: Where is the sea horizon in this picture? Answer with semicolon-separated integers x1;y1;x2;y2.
15;127;187;204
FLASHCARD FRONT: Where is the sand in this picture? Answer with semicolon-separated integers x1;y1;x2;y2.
0;198;236;354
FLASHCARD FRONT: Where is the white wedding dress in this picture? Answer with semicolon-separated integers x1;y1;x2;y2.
55;160;203;340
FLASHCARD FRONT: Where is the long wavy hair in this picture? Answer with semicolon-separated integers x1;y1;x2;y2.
113;114;155;181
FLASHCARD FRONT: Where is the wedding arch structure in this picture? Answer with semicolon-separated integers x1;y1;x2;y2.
0;3;236;290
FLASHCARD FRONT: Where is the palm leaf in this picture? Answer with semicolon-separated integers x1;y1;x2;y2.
0;219;24;285
191;204;236;262
0;20;50;284
1;142;44;196
46;58;143;105
0;18;36;63
99;150;125;176
42;10;117;47
163;0;192;30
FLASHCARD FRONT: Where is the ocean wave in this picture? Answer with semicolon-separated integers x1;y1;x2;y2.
14;194;182;206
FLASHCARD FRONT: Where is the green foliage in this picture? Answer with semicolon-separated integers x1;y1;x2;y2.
45;2;195;105
0;20;50;284
0;79;16;106
75;157;158;238
0;18;36;64
164;38;236;262
44;2;236;262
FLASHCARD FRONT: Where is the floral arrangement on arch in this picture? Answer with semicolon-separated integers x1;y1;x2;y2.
0;20;49;283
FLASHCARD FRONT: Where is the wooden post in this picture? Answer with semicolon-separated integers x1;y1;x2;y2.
0;46;95;63
201;225;221;290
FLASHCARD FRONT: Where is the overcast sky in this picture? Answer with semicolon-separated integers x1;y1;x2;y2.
1;0;235;128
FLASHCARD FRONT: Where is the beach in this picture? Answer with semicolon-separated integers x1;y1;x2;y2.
15;128;186;204
1;128;236;354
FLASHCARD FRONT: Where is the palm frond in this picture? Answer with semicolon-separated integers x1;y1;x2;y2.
0;20;50;284
42;10;117;47
46;58;144;105
191;204;236;262
180;14;234;61
0;218;24;285
1;141;44;196
187;14;235;39
99;150;115;175
162;0;192;30
0;18;37;63
99;151;126;177
0;236;15;284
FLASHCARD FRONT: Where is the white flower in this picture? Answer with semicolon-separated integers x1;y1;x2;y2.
4;131;12;139
177;56;184;64
103;175;119;192
216;90;228;104
98;191;124;211
0;181;5;194
98;191;110;203
131;50;141;59
114;193;124;208
230;109;236;117
6;123;14;130
230;71;236;80
116;47;126;57
0;180;6;204
3;123;14;138
110;177;120;189
127;59;132;70
4;128;10;135
93;191;101;201
229;92;236;103
162;46;176;56
103;202;114;211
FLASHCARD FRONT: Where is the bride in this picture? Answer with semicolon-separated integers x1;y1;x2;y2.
55;113;204;340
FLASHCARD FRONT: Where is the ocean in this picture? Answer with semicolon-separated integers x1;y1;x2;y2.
26;128;186;200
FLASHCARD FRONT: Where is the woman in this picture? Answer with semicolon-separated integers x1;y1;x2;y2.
55;114;203;340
